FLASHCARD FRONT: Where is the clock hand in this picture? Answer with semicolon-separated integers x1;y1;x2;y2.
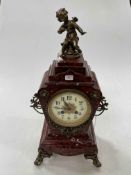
63;100;71;110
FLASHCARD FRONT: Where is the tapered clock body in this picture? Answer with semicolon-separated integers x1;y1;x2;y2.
31;55;107;167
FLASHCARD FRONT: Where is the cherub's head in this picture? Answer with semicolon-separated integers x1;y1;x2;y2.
56;8;68;22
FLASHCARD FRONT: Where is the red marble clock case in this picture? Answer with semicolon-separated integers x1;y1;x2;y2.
33;55;103;167
37;55;102;134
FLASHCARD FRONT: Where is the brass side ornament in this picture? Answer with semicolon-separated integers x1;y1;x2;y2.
30;93;43;114
95;97;108;116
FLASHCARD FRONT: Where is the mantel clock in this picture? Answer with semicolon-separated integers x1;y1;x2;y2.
31;8;108;168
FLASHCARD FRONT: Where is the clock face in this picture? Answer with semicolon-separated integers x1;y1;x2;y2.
48;89;92;127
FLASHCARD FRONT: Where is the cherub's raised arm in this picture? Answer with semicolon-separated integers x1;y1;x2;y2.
73;22;86;35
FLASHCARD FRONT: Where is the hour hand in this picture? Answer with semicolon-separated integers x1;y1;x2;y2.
63;100;70;108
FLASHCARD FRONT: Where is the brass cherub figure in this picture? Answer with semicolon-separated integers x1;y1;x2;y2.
56;8;86;57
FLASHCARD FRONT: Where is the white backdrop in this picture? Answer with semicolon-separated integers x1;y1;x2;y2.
0;0;131;175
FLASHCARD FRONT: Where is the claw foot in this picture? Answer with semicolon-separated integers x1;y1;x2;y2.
93;157;101;167
84;154;101;167
34;149;52;166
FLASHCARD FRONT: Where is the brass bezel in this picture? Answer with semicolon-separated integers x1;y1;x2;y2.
48;89;92;127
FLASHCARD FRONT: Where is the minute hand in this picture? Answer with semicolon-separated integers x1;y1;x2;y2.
63;100;71;109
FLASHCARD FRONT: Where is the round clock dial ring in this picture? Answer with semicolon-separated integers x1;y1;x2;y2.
48;89;92;127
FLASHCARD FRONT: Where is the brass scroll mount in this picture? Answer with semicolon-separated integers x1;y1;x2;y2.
95;96;108;116
30;93;44;114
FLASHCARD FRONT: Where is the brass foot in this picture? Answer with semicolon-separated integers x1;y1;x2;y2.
84;154;101;167
34;149;52;166
93;156;101;167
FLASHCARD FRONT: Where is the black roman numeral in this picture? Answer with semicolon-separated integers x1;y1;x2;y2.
61;97;65;101
67;96;72;100
56;101;60;105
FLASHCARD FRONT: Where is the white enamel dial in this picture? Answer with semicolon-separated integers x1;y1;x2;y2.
48;90;92;127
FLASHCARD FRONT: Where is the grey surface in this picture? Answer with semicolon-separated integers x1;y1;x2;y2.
0;0;131;175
